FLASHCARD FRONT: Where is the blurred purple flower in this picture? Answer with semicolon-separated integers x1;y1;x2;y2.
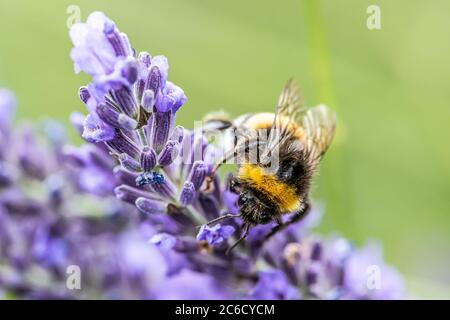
0;89;16;160
250;271;300;300
0;89;15;134
63;144;117;196
154;269;229;300
343;242;405;299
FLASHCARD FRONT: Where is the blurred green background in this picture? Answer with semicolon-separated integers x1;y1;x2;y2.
0;0;449;298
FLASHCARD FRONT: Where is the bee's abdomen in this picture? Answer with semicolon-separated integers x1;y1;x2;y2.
237;164;301;213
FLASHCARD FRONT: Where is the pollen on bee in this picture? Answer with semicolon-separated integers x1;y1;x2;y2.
242;113;306;142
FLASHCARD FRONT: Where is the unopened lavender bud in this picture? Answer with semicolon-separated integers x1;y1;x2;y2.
119;153;141;172
138;51;151;67
135;79;145;102
141;89;155;112
78;86;91;104
135;197;167;215
170;125;185;143
112;86;139;119
145;66;161;95
179;181;196;206
188;161;207;191
114;184;149;204
140;146;157;172
106;131;140;159
114;166;139;186
97;103;138;130
158;140;179;167
152;111;172;153
103;21;127;57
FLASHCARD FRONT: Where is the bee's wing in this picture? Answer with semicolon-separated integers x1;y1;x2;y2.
301;104;336;160
261;80;306;163
262;80;336;163
272;79;307;139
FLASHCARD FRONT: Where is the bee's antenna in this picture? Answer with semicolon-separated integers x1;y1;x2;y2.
226;223;250;255
196;213;239;229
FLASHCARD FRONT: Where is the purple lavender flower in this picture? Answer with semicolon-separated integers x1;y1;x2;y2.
70;11;186;147
69;12;227;238
197;224;236;246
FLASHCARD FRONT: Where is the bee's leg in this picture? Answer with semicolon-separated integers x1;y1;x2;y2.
274;216;282;225
202;117;235;189
226;223;250;255
264;201;311;241
205;148;237;190
205;135;260;190
200;213;239;228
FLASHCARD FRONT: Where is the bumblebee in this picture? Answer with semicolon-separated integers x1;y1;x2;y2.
204;80;336;251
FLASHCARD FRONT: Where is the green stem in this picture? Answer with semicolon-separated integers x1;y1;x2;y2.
304;0;337;109
137;127;149;146
303;0;356;237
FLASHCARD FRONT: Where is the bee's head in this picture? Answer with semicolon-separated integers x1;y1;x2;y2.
238;188;274;225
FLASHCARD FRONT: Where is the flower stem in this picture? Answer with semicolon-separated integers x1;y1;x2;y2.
303;0;356;236
137;127;148;146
